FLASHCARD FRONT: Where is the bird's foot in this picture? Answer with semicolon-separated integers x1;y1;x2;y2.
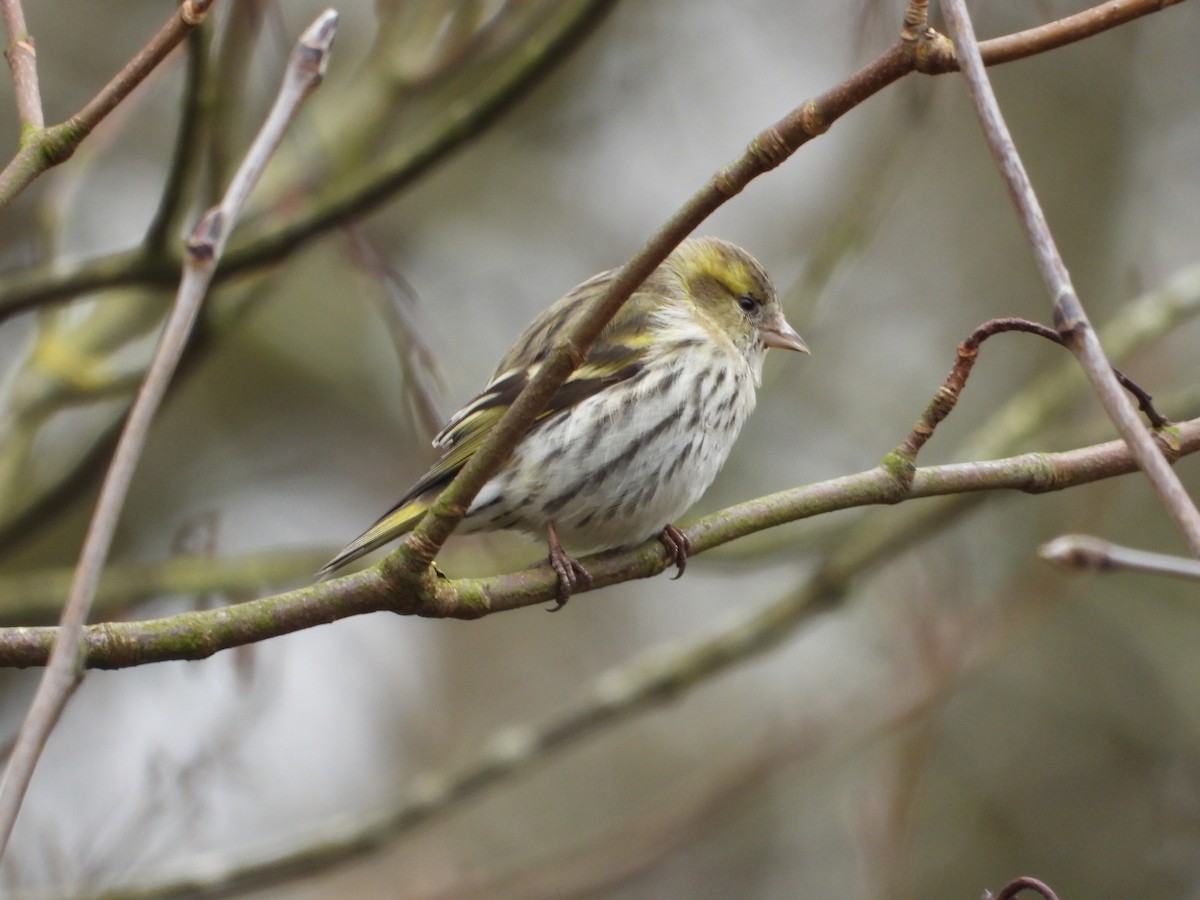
658;524;691;580
545;522;591;610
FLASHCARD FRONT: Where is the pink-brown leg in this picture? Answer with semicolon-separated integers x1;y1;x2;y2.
545;521;591;610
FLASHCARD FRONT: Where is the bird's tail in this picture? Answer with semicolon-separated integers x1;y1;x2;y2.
316;500;430;580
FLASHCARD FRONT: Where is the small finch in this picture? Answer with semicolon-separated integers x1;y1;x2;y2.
319;236;808;604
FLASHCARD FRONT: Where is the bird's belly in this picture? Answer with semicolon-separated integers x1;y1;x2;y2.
463;357;754;553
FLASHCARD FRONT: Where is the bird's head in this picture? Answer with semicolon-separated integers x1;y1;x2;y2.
668;236;808;357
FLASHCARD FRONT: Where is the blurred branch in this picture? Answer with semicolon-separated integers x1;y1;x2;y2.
202;0;268;201
0;0;1186;319
0;1;626;569
0;10;337;855
938;0;1179;68
1;0;42;129
341;227;447;440
0;548;334;624
1040;535;1200;581
0;0;1188;655
940;0;1200;554
0;0;217;208
143;23;215;254
0;415;1195;669
216;0;623;276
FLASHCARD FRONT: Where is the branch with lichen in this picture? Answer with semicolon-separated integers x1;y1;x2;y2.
0;0;1187;591
106;538;1036;899
0;414;1194;670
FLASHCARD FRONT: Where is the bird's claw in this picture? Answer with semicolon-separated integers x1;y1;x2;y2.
659;524;691;580
545;521;591;610
547;550;591;611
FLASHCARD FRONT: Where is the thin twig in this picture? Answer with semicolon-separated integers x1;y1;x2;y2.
0;9;338;855
984;875;1060;900
341;227;447;440
1;0;42;129
143;23;215;254
893;317;1169;465
943;0;1186;70
1040;534;1200;581
219;0;1187;287
2;254;1190;662
0;0;217;209
939;0;1200;556
0;415;1194;670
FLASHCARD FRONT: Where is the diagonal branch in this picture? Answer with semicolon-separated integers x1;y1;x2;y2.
0;9;337;855
0;0;217;209
939;0;1200;555
891;317;1168;469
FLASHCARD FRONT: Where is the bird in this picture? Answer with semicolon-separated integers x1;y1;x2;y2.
318;236;808;606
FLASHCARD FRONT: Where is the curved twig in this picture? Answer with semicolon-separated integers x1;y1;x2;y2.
893;317;1170;466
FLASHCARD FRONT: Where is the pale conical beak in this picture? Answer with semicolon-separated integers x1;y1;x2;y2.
760;315;809;354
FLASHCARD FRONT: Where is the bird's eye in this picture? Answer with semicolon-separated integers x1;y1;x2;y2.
737;295;756;312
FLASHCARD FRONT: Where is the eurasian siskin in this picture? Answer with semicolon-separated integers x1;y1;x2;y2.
319;236;808;603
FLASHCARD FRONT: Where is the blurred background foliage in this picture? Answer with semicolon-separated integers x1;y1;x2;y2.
0;0;1198;897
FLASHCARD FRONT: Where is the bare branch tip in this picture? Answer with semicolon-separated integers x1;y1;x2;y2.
305;9;340;46
179;0;212;28
1039;534;1112;572
293;9;339;80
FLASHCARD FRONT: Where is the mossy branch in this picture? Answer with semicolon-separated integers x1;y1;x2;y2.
0;416;1194;670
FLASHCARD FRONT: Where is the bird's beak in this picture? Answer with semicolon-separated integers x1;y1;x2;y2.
760;314;809;354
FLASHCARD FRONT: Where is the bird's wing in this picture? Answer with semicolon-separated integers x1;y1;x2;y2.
432;267;662;453
317;268;667;578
